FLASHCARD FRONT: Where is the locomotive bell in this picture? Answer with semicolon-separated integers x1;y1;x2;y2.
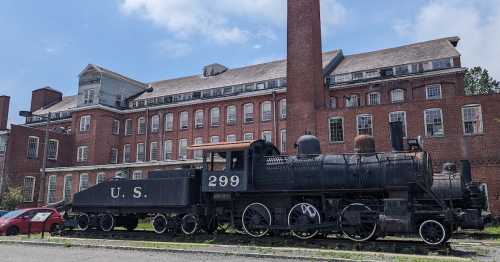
295;134;321;155
354;135;376;154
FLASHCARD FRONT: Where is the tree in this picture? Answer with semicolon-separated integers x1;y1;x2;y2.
464;66;500;95
0;187;23;210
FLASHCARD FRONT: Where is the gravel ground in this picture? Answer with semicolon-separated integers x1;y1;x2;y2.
0;243;303;262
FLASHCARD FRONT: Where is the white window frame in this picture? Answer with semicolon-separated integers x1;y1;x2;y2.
178;139;188;160
244;103;254;123
210;107;220;127
47;139;59;160
367;92;381;106
389;111;408;138
110;147;118;164
193;137;203;160
179;111;189;130
345;94;360;108
329;97;337;109
136;143;145;162
163;140;173;160
125;119;132;135
63;174;73;201
262;130;272;142
151;115;160;133
79;115;91;132
210;136;220;143
132;170;143;180
165;113;174;131
150;141;159;161
123;144;131;163
356;114;373;136
280;129;287;153
83;88;95;104
226;134;237;143
279;99;287;119
112;119;120;135
390;89;405;103
462;104;483;135
96;172;105;184
261;101;272;122
22;176;36;202
244;133;254;141
79;173;89;191
137;117;146;134
194;110;204;128
226;105;237;125
77;146;88;162
47;175;57;204
329;117;344;143
426;84;442;100
424;108;445;137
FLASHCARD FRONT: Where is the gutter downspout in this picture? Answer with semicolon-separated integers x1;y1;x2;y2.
272;91;278;145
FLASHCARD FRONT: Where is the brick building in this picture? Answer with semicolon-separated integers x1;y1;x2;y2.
0;1;499;214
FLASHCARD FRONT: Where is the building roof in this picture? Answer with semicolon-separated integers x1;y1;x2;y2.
80;64;148;88
137;50;341;100
332;37;461;75
33;95;77;115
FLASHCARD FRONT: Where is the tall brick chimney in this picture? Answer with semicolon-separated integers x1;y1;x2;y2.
31;86;63;112
286;0;326;152
0;95;10;130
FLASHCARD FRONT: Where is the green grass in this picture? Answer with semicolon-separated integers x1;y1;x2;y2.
484;225;500;235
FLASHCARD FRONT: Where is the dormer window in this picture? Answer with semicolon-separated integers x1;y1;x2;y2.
83;89;95;105
352;72;363;80
432;58;452;70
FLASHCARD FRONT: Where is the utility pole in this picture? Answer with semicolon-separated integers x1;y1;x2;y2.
38;112;51;207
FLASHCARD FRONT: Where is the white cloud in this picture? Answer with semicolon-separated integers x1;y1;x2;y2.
155;39;193;58
393;0;500;79
119;0;346;46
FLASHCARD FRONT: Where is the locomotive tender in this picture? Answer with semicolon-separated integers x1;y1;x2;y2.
71;122;489;246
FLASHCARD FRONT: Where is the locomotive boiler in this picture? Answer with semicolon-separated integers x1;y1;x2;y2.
71;122;489;246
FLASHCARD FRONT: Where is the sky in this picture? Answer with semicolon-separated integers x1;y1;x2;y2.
1;0;499;126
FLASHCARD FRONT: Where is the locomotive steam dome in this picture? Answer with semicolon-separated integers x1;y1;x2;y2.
354;135;376;154
295;134;321;155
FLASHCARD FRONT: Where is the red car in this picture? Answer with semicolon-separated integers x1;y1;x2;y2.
0;208;64;236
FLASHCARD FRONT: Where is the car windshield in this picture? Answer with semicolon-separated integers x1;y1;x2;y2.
1;210;25;219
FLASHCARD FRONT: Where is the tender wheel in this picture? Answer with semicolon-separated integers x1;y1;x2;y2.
98;213;115;232
419;220;449;246
288;202;321;240
6;226;19;236
152;214;168;234
241;202;272;238
77;213;90;231
181;214;199;235
340;203;378;242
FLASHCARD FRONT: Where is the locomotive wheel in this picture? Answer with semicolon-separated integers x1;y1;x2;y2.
181;214;199;235
419;220;449;246
152;214;168;234
98;213;115;232
340;203;377;242
288;202;321;240
77;213;90;231
242;202;272;238
202;215;218;234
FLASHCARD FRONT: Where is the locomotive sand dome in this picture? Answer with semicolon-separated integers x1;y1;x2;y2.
70;121;489;246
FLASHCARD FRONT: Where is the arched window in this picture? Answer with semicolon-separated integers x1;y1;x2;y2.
261;101;272;121
367;92;381;105
210;107;220;127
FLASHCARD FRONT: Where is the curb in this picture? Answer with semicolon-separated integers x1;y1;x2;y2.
0;239;359;262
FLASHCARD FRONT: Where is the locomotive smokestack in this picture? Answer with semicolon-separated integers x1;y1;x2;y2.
390;121;404;151
460;160;472;184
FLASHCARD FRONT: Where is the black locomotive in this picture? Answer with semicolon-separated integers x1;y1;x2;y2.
71;122;489;246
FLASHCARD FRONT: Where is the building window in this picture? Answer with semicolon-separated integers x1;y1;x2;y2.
112;119;120;135
357;114;373;135
365;70;380;78
226;134;237;142
244;103;254;123
123;144;131;163
462;105;483;135
210;136;220;143
163;140;173;160
280;129;287;153
132;170;143;180
367;92;381;105
279;99;287;119
83;88;95;105
165;113;174;131
226;105;237;125
96;173;105;184
195;110;204;128
244;133;254;141
179;139;188;160
47;139;59;160
125;119;132;135
329;117;344;143
179;111;189;130
390;89;405;103
261;101;272;122
426;84;442;100
210;107;220;127
150;141;159;161
137;117;146;134
345;95;360;108
27;136;40;159
424;108;444;137
330;97;337;109
22;176;35;202
262;131;272;142
79;173;89;191
47;175;57;204
394;65;410;75
79;115;91;132
63;175;73;201
77;146;88;162
194;137;203;160
136;143;145;162
334;73;352;83
389;111;408;138
110;148;118;164
352;72;364;80
151;115;160;133
432;58;452;70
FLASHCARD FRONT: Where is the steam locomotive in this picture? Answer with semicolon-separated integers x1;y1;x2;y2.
70;122;489;246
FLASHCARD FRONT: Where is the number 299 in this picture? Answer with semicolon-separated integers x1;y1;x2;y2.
208;175;240;187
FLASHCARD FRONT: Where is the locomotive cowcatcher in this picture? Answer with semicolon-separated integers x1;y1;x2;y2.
70;122;489;246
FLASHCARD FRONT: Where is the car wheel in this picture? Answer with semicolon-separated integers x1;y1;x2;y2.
6;226;19;236
50;224;61;234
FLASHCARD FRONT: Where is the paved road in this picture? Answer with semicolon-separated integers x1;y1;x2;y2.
0;243;303;262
